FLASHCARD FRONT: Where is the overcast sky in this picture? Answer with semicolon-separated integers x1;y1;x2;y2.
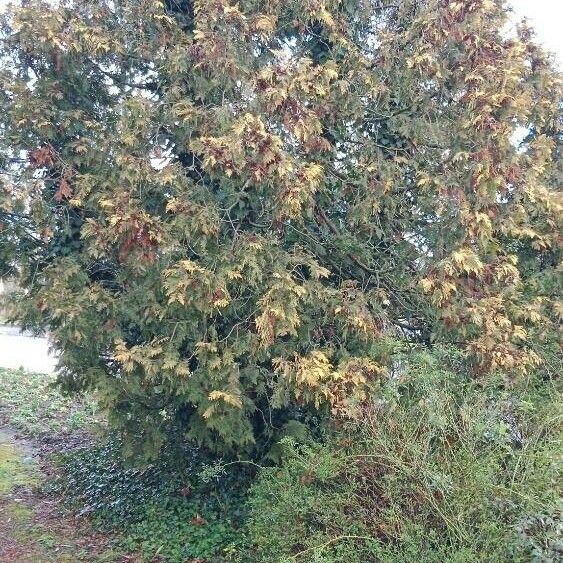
510;0;562;66
0;0;561;65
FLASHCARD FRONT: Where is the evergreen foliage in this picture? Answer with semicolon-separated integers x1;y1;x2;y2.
0;0;560;457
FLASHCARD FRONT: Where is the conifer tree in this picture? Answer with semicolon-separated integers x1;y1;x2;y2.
1;0;560;457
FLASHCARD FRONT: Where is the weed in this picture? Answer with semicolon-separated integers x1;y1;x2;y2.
242;347;562;562
0;368;103;438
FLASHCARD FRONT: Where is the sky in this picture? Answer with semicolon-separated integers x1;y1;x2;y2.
509;0;563;66
0;0;561;64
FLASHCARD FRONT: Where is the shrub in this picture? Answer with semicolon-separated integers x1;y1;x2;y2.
0;0;560;458
242;348;562;562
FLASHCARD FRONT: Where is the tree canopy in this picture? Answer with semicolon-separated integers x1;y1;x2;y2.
0;0;560;458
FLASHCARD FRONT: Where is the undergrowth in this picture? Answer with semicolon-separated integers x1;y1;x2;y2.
52;439;252;561
0;367;102;438
3;354;560;562
241;348;562;562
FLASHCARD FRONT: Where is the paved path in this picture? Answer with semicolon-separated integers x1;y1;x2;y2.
0;325;56;373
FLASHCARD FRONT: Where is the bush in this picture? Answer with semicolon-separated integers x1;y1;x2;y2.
242;348;562;562
1;0;560;458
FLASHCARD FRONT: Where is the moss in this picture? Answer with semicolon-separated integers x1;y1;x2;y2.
4;502;33;523
0;441;120;561
0;442;38;495
0;441;40;546
0;371;124;562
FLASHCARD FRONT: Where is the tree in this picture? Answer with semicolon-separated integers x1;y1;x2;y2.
0;0;560;458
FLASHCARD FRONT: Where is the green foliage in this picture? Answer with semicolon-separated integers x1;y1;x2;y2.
242;347;562;562
53;439;250;561
0;0;560;459
0;367;103;438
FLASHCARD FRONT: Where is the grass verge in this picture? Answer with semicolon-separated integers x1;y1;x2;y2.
0;367;103;440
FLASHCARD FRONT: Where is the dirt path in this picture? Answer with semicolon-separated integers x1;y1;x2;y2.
0;427;123;562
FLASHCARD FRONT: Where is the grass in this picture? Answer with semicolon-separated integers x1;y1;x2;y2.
0;433;121;562
0;368;104;438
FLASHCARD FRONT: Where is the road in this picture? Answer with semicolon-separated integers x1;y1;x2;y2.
0;325;56;373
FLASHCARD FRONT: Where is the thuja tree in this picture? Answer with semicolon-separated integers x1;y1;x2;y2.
0;0;560;457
